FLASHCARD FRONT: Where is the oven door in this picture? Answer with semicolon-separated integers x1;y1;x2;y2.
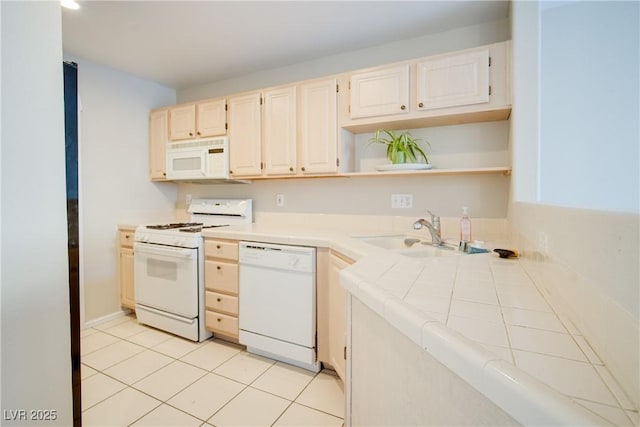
134;242;199;318
166;148;208;180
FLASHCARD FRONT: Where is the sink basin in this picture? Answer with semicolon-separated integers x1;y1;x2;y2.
355;235;423;250
354;235;460;257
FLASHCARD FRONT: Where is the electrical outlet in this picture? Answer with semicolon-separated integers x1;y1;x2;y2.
276;194;285;207
391;194;413;209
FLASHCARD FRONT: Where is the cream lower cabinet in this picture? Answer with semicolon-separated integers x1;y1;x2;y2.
204;238;240;340
118;229;135;310
317;249;354;381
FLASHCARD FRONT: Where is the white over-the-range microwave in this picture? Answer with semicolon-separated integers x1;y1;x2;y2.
166;137;230;181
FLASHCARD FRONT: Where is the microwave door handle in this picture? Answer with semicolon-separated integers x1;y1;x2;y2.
199;150;208;177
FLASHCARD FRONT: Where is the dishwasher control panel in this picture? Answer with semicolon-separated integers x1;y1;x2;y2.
239;241;316;273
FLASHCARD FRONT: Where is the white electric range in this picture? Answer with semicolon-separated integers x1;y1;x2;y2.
133;198;252;342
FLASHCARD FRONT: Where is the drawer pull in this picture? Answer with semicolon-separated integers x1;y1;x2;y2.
217;318;221;322
217;298;221;302
216;266;221;270
216;245;221;249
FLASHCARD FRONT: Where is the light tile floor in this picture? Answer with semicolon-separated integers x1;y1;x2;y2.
81;314;344;427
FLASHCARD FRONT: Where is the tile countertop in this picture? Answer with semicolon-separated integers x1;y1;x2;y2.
202;222;637;427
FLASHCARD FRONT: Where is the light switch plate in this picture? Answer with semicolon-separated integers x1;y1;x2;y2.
276;194;285;207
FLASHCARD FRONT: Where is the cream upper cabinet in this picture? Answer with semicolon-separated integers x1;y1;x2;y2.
169;104;196;140
228;91;262;177
263;85;297;175
197;98;227;137
298;77;338;174
349;64;410;119
149;109;169;181
169;99;227;141
417;47;490;111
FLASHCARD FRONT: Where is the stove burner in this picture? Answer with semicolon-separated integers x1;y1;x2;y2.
146;222;203;230
178;224;229;233
179;227;202;233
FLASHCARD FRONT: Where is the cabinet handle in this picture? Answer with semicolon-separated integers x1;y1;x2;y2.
216;265;221;270
418;102;424;108
289;167;294;172
400;105;406;110
163;172;166;176
197;131;201;136
217;318;221;322
301;167;306;172
189;132;193;136
217;297;221;302
216;245;221;249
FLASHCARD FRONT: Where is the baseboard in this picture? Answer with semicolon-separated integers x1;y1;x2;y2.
83;309;132;329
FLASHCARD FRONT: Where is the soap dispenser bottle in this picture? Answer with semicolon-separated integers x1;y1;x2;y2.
460;207;472;243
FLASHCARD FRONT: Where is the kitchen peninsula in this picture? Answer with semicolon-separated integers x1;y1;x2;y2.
195;212;631;426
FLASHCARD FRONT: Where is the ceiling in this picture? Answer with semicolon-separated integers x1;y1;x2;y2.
62;1;509;90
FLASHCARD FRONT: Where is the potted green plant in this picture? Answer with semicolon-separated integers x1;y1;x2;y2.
368;129;430;166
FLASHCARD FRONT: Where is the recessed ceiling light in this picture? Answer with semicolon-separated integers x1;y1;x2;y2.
61;0;80;10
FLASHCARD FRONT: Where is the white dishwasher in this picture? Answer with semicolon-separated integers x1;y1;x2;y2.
239;241;320;372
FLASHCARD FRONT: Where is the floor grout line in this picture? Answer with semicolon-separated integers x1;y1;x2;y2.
81;323;344;426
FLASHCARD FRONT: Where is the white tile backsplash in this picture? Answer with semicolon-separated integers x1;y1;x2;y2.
509;202;639;409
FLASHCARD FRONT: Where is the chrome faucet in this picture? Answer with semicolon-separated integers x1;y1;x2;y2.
413;211;443;246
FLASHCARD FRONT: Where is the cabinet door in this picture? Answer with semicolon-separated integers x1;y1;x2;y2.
197;99;226;137
298;78;338;174
169;104;196;140
263;86;297;175
119;247;135;309
350;64;410;119
328;252;353;381
149;109;169;180
417;48;490;111
228;92;262;177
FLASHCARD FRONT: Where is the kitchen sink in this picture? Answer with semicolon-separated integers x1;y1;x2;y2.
354;235;460;257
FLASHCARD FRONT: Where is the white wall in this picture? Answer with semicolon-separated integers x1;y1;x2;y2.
63;54;177;323
1;2;72;424
539;1;639;212
510;0;640;408
178;19;510;102
176;121;511;219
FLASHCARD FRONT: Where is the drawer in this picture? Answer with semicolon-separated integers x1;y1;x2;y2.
205;310;238;337
205;291;238;316
205;260;238;294
205;239;238;261
119;230;135;248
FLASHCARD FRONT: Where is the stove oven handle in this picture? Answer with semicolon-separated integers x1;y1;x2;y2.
134;243;195;259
